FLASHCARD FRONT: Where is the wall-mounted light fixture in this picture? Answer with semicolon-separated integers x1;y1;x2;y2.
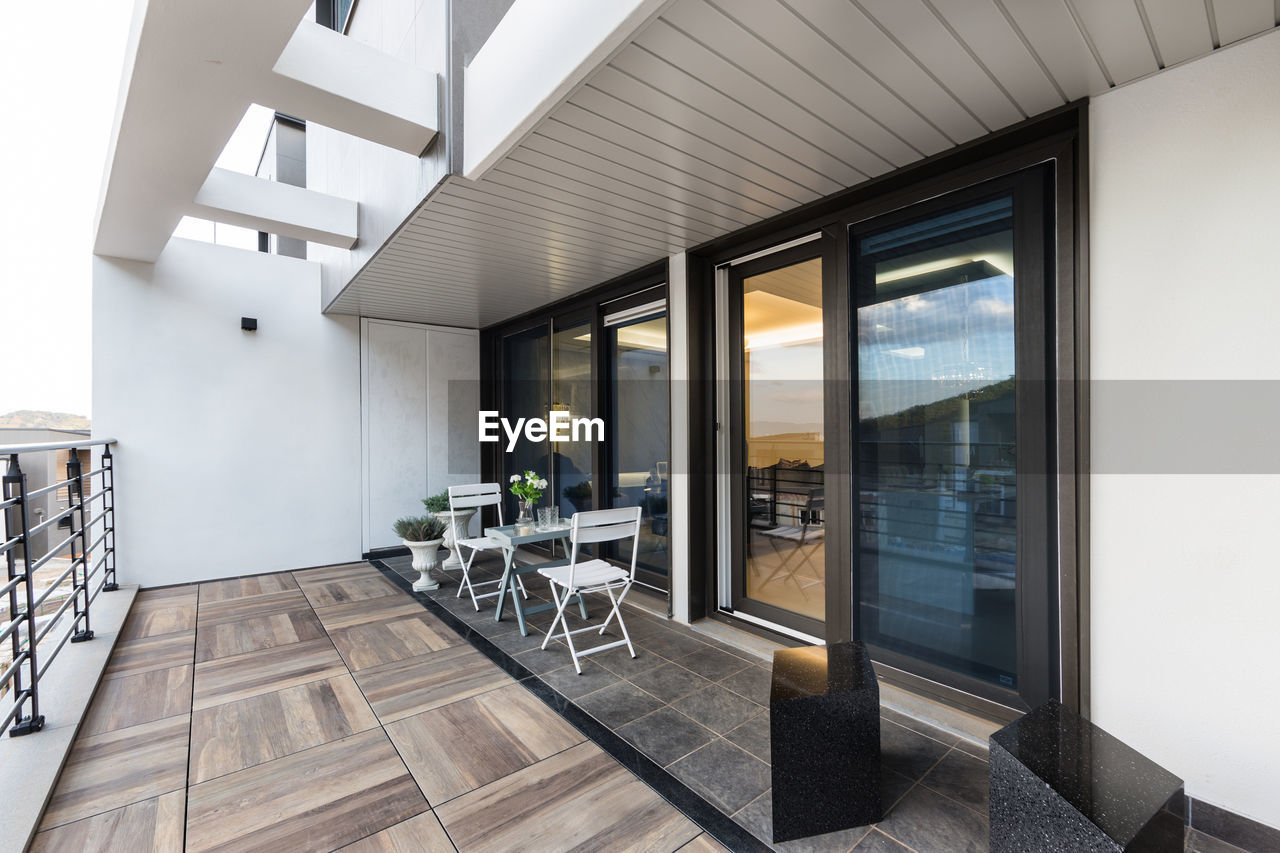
241;317;258;332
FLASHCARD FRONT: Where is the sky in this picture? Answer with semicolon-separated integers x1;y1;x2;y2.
0;2;271;419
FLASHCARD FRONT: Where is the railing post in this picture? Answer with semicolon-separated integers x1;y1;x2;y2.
66;453;93;643
4;453;43;736
101;447;118;592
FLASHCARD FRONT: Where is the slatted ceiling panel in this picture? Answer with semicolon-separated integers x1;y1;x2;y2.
999;0;1111;94
442;185;676;257
1141;0;1214;67
424;198;654;263
1070;0;1160;82
631;25;890;181
788;0;987;143
927;0;1065;116
659;0;923;167
514;136;768;228
328;0;1278;326
855;0;1024;131
1212;0;1276;45
485;169;720;245
586;64;849;198
498;155;747;236
566;85;827;206
718;0;956;153
609;47;870;190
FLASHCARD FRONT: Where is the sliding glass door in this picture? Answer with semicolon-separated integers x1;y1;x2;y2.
727;245;826;639
851;172;1054;709
605;299;669;589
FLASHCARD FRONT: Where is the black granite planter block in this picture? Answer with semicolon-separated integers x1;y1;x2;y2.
770;641;882;843
989;700;1185;853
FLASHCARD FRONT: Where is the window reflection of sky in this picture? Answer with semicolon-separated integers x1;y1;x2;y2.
858;275;1015;419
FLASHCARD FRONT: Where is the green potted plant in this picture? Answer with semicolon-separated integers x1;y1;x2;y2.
394;514;447;592
421;490;450;513
423;489;469;570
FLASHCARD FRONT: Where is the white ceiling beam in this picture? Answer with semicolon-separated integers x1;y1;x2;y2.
268;20;438;157
191;168;357;249
94;0;315;263
95;1;436;263
463;0;673;180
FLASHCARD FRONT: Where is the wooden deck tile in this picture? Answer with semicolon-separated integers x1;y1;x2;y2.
436;742;700;853
338;811;455;853
194;588;310;626
189;674;379;784
194;607;327;663
192;637;345;711
30;790;185;853
294;563;401;608
120;588;197;641
327;611;461;671
185;729;427;853
81;665;193;736
385;683;585;804
678;833;732;852
198;572;298;604
313;596;428;632
40;715;189;830
103;630;194;680
353;645;514;724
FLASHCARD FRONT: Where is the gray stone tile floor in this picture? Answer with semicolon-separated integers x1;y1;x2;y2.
386;551;994;852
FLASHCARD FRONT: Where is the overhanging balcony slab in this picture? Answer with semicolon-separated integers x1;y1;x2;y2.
191;168;357;249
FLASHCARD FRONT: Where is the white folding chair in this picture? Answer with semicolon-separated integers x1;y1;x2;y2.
448;483;526;610
538;506;642;674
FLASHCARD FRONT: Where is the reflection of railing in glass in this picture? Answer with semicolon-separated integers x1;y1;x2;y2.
856;192;1018;689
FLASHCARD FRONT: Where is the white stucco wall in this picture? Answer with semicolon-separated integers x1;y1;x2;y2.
306;0;449;307
1089;29;1280;830
361;318;480;552
92;239;363;587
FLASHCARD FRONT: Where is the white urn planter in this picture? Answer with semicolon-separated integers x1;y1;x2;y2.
404;538;444;592
435;508;477;570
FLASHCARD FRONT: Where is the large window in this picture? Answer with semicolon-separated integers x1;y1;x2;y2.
486;274;670;592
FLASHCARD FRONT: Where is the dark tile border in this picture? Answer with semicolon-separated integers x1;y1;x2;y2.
370;559;769;853
1190;798;1280;853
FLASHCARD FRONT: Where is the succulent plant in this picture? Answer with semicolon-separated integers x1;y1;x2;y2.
393;514;447;542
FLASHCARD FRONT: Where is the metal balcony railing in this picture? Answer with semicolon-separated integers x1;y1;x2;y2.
1;438;118;736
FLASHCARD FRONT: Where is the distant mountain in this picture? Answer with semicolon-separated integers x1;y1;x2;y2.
0;410;90;430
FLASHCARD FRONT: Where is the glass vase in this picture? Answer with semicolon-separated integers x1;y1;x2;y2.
516;499;535;524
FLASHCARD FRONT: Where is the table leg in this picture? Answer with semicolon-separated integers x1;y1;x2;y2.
494;546;516;623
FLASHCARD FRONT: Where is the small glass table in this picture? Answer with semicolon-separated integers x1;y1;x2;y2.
484;523;587;636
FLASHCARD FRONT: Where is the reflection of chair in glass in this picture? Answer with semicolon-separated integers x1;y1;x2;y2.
538;506;643;674
448;483;526;610
759;488;825;593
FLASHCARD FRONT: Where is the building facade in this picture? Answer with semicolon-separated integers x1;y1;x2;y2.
90;0;1280;837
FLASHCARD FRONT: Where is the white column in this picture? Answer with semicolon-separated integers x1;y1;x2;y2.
667;252;691;623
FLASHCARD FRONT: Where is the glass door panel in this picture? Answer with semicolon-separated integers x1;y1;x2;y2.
733;254;826;632
501;324;551;521
552;318;594;522
608;312;669;587
855;194;1018;689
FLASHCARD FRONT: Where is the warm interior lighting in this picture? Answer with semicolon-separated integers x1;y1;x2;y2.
876;253;1012;284
745;322;824;351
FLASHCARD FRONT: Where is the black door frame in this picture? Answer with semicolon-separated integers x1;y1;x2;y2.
848;168;1055;713
724;241;831;639
481;263;673;592
685;104;1087;719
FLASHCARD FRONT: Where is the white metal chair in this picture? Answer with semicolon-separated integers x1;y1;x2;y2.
538;506;642;674
448;483;526;610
